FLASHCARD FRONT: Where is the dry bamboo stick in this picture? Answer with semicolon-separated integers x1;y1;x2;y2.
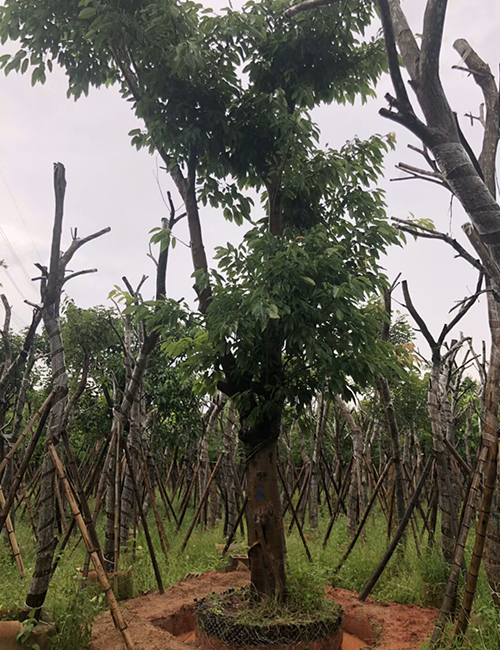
0;390;55;479
359;456;432;602
140;449;170;559
222;496;248;554
48;442;134;650
332;459;393;576
0;398;53;536
277;464;312;562
0;484;25;577
113;426;121;594
123;442;164;594
181;454;222;552
176;457;200;531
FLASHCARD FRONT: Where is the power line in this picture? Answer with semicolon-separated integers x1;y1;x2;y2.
0;224;38;295
2;266;28;302
0;165;43;262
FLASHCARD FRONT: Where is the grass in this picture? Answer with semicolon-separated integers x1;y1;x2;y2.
0;502;499;650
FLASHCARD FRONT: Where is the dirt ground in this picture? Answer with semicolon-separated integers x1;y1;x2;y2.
91;569;438;650
327;587;438;650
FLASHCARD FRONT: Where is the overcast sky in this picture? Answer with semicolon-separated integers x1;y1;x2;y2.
0;0;499;364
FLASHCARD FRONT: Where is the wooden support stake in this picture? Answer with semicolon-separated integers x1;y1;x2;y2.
277;464;312;562
332;459;392;576
322;458;353;549
0;484;25;577
0;390;55;480
181;454;222;552
359;456;432;602
0;397;53;536
48;442;134;650
140;449;170;559
223;496;248;555
123;442;164;594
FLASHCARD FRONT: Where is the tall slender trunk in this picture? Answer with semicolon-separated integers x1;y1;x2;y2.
309;394;327;530
222;404;238;539
336;396;364;539
25;311;68;614
428;359;458;563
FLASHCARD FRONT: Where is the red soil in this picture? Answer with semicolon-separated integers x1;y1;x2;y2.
91;570;438;650
327;586;438;650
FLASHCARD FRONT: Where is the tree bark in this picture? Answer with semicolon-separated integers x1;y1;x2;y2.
245;432;287;601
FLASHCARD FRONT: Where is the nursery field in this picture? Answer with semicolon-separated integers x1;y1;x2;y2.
1;508;499;650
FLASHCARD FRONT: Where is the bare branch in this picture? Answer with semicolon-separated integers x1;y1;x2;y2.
453;38;500;197
61;227;111;267
284;0;339;18
437;271;484;345
392;217;483;271
63;269;98;284
401;280;438;353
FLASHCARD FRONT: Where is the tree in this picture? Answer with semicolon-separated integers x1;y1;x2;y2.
0;0;401;600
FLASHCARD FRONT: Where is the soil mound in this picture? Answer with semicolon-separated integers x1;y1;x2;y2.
91;571;438;650
327;587;438;650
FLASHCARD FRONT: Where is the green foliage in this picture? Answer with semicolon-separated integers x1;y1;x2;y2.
0;0;386;196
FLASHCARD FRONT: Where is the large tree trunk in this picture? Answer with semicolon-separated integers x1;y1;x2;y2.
245;432;287;601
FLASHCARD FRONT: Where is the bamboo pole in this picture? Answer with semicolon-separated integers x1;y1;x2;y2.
0;484;25;577
0;390;55;480
277;464;312;562
431;444;488;646
140;449;170;559
48;442;134;650
455;440;499;639
322;457;353;549
223;496;248;555
359;456;432;602
113;426;121;594
181;454;222;552
176;457;200;531
282;463;306;517
0;397;53;536
155;464;178;525
332;459;392;576
123;442;164;594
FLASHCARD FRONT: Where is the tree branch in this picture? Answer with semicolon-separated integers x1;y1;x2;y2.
453;38;500;197
63;269;98;284
421;0;448;85
284;0;340;19
401;280;438;353
391;217;483;271
61;227;111;267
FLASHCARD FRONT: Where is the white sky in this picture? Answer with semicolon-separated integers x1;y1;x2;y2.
0;0;499;363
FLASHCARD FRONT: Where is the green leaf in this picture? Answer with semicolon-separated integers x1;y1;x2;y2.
78;7;96;19
267;304;280;319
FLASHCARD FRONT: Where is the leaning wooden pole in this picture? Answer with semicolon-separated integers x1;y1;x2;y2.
0;396;53;536
277;464;312;563
0;390;55;480
332;459;393;577
181;454;222;552
431;444;488;646
48;442;134;650
359;455;432;602
123;441;164;594
0;485;25;577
